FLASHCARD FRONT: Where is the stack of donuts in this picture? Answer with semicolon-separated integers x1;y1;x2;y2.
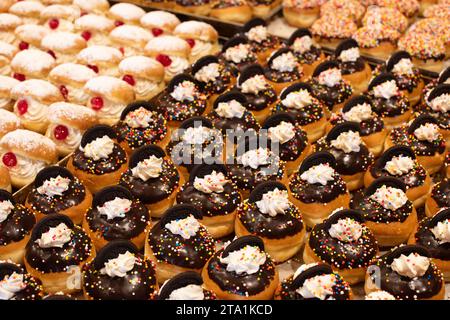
0;2;449;301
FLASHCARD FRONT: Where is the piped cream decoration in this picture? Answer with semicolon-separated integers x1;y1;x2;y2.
35;223;72;248
384;155;414;176
124;107;154;128
271;52;298;73
256;188;290;217
414;123;440;143
98;197;132;220
0;272;26;300
166;284;204;300
215;100;245;119
268;121;295;144
300;164;335;186
182;126;212;145
365;291;396;300
391;253;430;278
80;135;114;161
36;175;71;197
370;185;408;210
392;58;414;75
373;80;398;99
194;63;220;83
193;171;229;194
330;131;362;153
339;48;360;62
342;103;373;122
165;215;201;239
224;44;250;64
131;156;163;181
170;81;196;102
282;90;312;109
219;245;266;275
317;68;342;87
297;274;337;300
240;148;270;169
240;75;267;94
292;36;313;54
100;251;136;278
328;218;363;242
0;200;14;224
246;26;267;43
429;94;450;113
431;220;450;244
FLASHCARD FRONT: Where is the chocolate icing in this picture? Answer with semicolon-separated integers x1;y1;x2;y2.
0;263;42;300
430;180;450;208
414;217;450;262
292;46;322;65
368;94;410;117
309;79;352;111
0;203;35;246
389;126;445;156
72;144;127;175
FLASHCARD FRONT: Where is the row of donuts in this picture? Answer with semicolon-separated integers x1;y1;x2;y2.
280;0;450;72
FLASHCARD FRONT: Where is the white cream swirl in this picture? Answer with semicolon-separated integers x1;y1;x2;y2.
65;85;90;105
318;68;342;87
431;220;450;244
36;175;71;197
164;215;201;239
14;98;48;124
240;148;270;169
220;245;266;275
370;185;408;210
271;52;298;72
170;81;197;102
80;135;114;161
430;94;450;113
224;44;250;64
125;107;154;128
384;155;414;176
268;121;295;144
215;100;245;119
194;63;220;83
100;251;136;278
297;274;337;300
246;26;267;43
292;36;313;54
256;188;290;217
134;78;159;98
329;218;363;242
342;103;373;122
89;98;126;123
330;131;362;153
167;284;204;300
182;126;212;145
339;48;360;62
300;163;335;186
47;124;83;151
97;197;132;220
391;253;430;278
3;154;46;183
282;90;313;109
373;80;398;99
194;171;229;194
131;156;163;181
0;272;26;300
392;58;414;75
240;75;267;94
414;123;440;142
35;223;72;248
0;200;14;223
165;56;189;79
190;40;212;58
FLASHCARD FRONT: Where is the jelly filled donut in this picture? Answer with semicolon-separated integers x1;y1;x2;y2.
351;177;418;247
0;41;17;76
82;240;158;300
83;185;151;251
145;204;215;283
0;190;35;264
24;214;95;294
66;125;128;193
364;146;431;208
157;271;216;300
0;76;19;110
109;25;152;58
73;14;114;46
0;261;43;300
274;263;352;300
365;245;445;300
40;32;87;65
176;164;241;238
304;209;379;284
120;145;182;219
77;45;123;78
140;11;180;36
202;235;279;300
25;166;92;224
107;2;145;26
288;151;350;227
235;181;305;262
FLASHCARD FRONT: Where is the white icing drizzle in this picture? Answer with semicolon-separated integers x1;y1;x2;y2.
256;188;290;217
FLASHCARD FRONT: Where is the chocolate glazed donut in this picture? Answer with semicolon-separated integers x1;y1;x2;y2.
0;262;43;300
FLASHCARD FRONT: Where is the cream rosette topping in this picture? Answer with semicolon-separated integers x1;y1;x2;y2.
342;103;373;122
282;90;313;109
431;220;450;244
268;121;295;144
14;98;48;124
170;81;197;102
414;123;440;143
246;26;268;43
100;251;136;278
365;291;396;300
224;44;250;64
0;200;14;224
98;197;132;220
164;215;201;240
165;56;189;79
220;245;266;275
297;274;337;300
292;36;314;54
300;163;335;186
5;156;47;183
240;148;270;169
47;124;83;150
194;171;229;194
37;175;71;197
370;185;408;210
373;80;398;99
384;155;414;176
328;217;363;242
429;94;450;113
124;107;154;129
216;100;246;119
194;63;220;83
80;135;114;161
131;155;163;181
330;131;362;153
182;126;212;145
134;80;159;98
392;58;414;75
339;48;360;62
317;68;342;87
256;188;290;217
190;41;212;59
167;284;204;300
241;75;267;94
0;272;26;300
35;223;72;248
271;52;298;73
390;253;430;278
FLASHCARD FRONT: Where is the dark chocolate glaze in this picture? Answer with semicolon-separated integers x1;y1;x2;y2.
289;172;347;204
430;180;450;208
26;178;86;216
276;274;351;300
272;98;325;127
264;67;302;84
276;128;308;162
83;254;158;300
237;201;303;239
292;46;322;65
0;204;35;246
120;159;180;205
86;200;150;241
207;110;260;134
417;103;450;130
72;144;127;175
247;35;280;55
329;114;384;136
370;161;426;189
25;226;93;273
147;221;215;269
155;92;207;123
394;70;422;93
175;0;210;6
389;126;446;156
238;87;277;111
309;79;352;111
350;191;413;223
308;220;378;269
368;93;410;117
207;249;276;296
218;55;257;77
196;65;232;96
176;181;241;217
0;265;42;300
414;218;450;261
338;58;366;75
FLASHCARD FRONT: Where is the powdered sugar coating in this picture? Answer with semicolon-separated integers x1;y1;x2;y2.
145;35;190;53
73;0;110;13
140;11;180;30
1;129;56;153
14;24;49;44
41;4;81;20
84;75;130;95
9;1;45;16
0;109;21;131
77;45;122;63
49;63;97;83
0;41;17;59
74;14;114;32
109;3;145;21
11;49;56;73
47;102;97;122
0;76;19;92
41;32;86;52
119;55;163;74
0;13;22;30
174;21;218;41
11;79;60;100
110;25;152;43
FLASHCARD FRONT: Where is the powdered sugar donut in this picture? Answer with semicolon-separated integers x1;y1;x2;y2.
41;32;87;64
8;1;44;25
108;2;145;26
77;45;123;77
0;0;14;13
14;24;49;51
41;5;81;33
0;109;21;139
0;40;18;76
74;14;115;46
109;25;153;58
73;0;110;15
0;75;19;110
0;13;22;44
11;49;56;81
140;11;180;36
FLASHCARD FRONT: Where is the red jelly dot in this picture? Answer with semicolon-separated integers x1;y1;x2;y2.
13;73;25;81
2;152;17;168
152;28;163;37
47;50;56;59
53;125;69;140
80;11;88;16
156;54;172;67
87;64;99;73
18;41;29;51
186;39;196;48
81;30;92;41
114;20;124;27
59;85;68;100
17;99;28;115
90;96;104;110
122;74;135;86
48;18;59;30
119;47;125;55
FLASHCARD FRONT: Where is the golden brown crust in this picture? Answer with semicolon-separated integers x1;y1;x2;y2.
47;102;99;131
283;6;320;28
209;5;252;24
144;35;191;59
173;21;219;43
0;235;29;264
0;166;11;193
84;76;135;104
118;56;165;82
